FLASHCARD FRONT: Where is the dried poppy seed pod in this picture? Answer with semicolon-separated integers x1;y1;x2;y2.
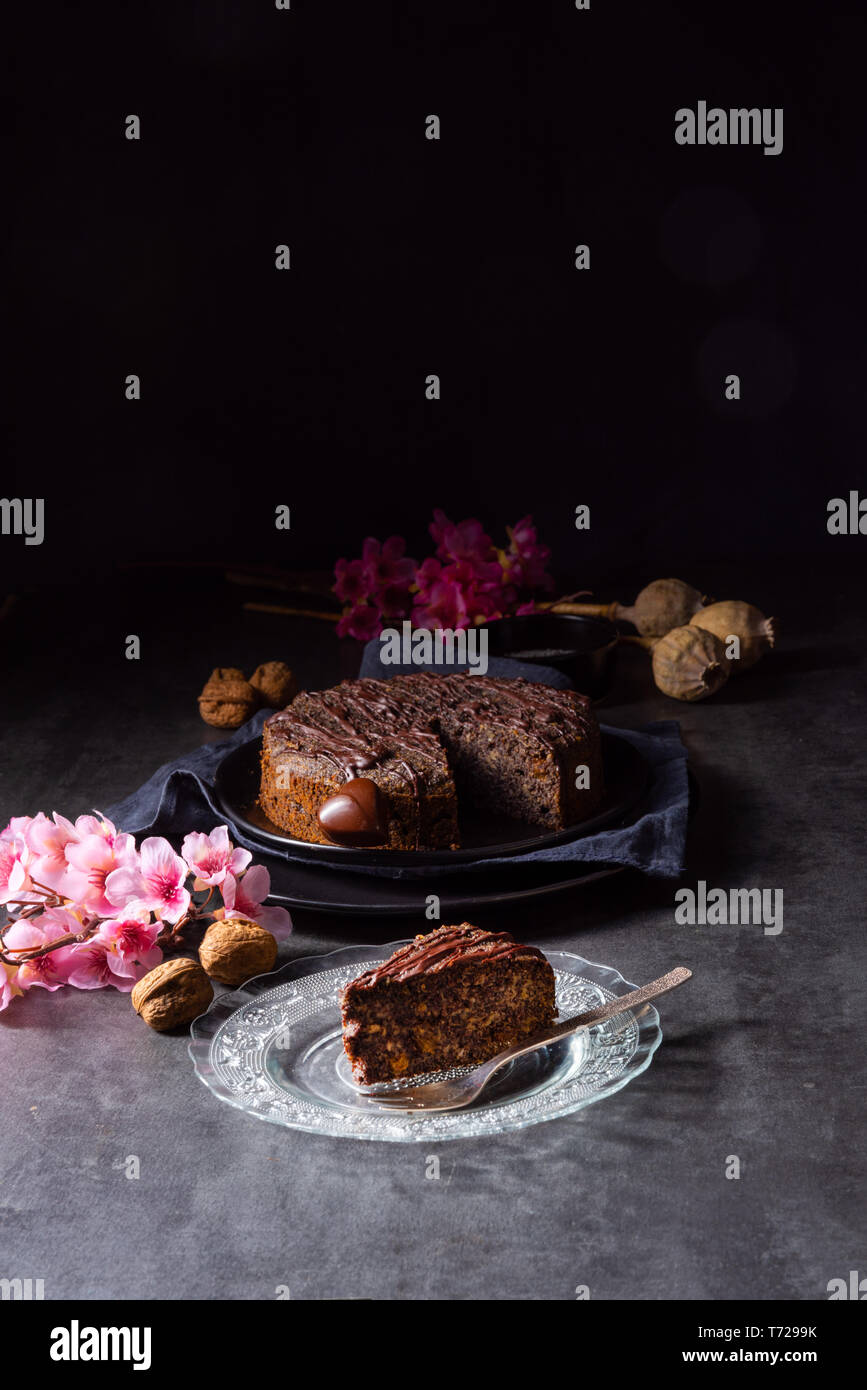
689;601;777;673
621;578;708;637
652;625;729;702
547;578;708;638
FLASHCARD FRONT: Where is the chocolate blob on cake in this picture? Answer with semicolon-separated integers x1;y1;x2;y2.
258;672;603;850
340;924;557;1085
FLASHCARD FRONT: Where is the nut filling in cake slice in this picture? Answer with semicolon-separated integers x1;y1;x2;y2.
340;924;557;1085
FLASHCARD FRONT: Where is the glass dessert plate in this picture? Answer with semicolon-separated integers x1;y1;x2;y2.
188;943;663;1142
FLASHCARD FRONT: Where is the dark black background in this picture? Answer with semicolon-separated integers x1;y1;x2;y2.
6;0;866;596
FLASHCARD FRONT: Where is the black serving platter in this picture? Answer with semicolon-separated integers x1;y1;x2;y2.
263;859;627;916
213;728;651;869
483;613;619;698
262;768;697;915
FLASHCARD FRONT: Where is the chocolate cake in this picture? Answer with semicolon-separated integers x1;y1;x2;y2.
258;672;603;850
340;924;557;1084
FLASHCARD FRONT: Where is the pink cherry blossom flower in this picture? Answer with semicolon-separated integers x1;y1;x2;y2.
332;514;554;640
96;915;163;979
2;815;34;842
333;556;367;606
3;909;81;991
336;602;386;641
429;511;496;571
0;831;32;905
412;556;515;630
501;514;555;592
106;836;190;924
181;826;251;887
1;961;23;1011
74;811;119;842
64;938;136;992
359;536;416;598
65;831;139;918
334;536;418;637
25;811;79;893
222;865;292;937
411;558;473;629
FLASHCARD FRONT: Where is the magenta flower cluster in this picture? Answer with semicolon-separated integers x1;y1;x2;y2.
333;511;555;640
0;813;291;1011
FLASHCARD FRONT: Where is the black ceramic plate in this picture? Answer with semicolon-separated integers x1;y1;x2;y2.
256;766;698;916
264;859;626;916
213;729;651;868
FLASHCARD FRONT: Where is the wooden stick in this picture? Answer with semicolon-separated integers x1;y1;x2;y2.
227;569;333;596
0;594;19;624
243;601;340;622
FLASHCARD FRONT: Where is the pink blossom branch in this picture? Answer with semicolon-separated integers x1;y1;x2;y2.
0;920;98;965
0;819;289;1011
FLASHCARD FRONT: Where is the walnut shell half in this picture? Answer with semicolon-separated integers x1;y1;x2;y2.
199;917;278;986
131;958;214;1031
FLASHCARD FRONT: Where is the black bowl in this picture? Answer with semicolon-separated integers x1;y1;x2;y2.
484;613;619;698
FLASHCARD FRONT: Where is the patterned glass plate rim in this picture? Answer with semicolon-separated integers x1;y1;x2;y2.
188;942;663;1142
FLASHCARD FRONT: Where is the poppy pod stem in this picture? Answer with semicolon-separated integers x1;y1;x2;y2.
543;599;620;621
543;579;708;638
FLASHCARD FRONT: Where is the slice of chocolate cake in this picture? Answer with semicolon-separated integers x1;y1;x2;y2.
341;924;557;1085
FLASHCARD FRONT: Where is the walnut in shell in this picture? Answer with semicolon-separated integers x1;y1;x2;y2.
249;661;299;709
131;958;214;1031
198;667;259;729
199;917;278;986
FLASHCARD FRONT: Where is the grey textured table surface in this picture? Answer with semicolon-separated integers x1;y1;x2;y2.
1;573;864;1301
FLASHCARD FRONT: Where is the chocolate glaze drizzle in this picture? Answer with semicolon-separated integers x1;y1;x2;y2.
444;675;596;750
269;678;441;779
269;675;592;771
350;924;547;988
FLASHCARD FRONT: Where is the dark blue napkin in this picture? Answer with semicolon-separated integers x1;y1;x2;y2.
106;655;690;880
